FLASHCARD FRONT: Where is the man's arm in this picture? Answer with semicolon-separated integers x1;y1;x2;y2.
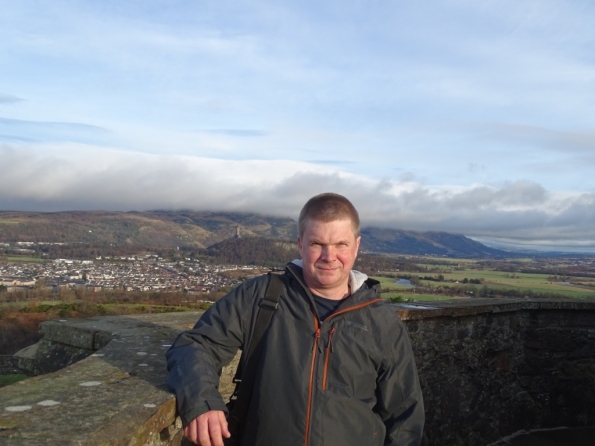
166;278;265;431
375;318;425;446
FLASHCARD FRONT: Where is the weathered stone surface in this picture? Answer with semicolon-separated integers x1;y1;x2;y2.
40;320;98;350
13;338;95;375
392;299;595;446
1;299;594;446
0;355;20;375
0;313;209;445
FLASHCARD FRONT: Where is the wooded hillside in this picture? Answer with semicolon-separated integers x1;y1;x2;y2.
0;210;511;258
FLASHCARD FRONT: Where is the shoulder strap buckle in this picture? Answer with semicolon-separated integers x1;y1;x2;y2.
259;296;279;310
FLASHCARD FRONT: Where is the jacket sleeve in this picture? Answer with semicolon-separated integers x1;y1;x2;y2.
375;317;425;446
165;277;264;426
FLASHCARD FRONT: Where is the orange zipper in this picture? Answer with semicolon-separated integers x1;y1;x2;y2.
304;318;320;446
326;298;383;321
303;297;382;445
322;327;336;390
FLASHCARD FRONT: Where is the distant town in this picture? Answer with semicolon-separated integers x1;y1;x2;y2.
0;242;265;296
2;239;595;302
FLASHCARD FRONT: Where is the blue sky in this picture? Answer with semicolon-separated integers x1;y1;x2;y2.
1;1;595;251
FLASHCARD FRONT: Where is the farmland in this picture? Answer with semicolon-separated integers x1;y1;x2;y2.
371;255;595;301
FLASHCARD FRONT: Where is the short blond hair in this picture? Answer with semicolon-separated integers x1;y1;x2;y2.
298;193;360;237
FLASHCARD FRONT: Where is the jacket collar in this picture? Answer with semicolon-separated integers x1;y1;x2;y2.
286;262;380;321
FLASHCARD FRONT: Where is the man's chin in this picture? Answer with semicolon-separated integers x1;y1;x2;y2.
313;274;341;287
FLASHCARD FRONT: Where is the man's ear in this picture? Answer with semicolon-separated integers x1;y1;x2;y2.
355;236;361;252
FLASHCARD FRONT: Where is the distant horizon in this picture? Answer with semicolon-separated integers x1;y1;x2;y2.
469;237;595;256
1;207;594;255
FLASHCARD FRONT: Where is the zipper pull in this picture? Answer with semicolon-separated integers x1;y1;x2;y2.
328;327;336;352
313;328;321;352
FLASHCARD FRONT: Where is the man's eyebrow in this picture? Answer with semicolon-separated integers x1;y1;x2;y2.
308;238;351;245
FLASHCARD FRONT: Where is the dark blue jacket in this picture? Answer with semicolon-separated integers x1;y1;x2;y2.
166;263;424;446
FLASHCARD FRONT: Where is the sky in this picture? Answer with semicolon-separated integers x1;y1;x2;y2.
1;0;595;252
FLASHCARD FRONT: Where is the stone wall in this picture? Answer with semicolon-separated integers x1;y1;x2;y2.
0;355;20;375
1;299;594;446
398;300;595;445
0;313;238;446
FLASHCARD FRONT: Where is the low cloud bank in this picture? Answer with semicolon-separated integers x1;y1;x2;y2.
1;144;594;250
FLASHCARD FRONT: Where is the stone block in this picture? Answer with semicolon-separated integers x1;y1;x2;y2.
94;330;113;350
40;321;97;350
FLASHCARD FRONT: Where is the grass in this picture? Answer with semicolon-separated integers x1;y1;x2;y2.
3;301;210;318
0;374;28;388
473;283;595;299
3;256;45;263
412;264;452;271
372;276;468;302
372;268;595;300
381;268;595;299
382;292;461;302
373;276;416;289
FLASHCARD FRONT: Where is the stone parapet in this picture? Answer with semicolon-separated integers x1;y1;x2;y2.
0;299;594;445
1;313;239;445
394;298;595;446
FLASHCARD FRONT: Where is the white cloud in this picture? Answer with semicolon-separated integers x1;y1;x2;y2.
1;143;594;249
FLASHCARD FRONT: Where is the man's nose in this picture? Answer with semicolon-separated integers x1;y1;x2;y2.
320;245;336;261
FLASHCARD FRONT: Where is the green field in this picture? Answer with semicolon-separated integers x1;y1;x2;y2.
3;256;45;263
372;261;595;300
0;374;28;388
381;292;462;302
439;269;593;297
372;276;468;302
0;300;211;317
373;276;417;289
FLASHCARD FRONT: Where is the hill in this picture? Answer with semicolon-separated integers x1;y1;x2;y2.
0;210;297;248
0;210;511;258
360;228;509;258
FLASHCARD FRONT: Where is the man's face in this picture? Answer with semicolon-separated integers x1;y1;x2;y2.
297;218;361;299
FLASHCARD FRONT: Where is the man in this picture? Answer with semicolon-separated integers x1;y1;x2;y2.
167;193;424;446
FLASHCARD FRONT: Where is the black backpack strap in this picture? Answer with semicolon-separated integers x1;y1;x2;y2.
227;273;283;440
243;272;283;367
231;272;283;385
